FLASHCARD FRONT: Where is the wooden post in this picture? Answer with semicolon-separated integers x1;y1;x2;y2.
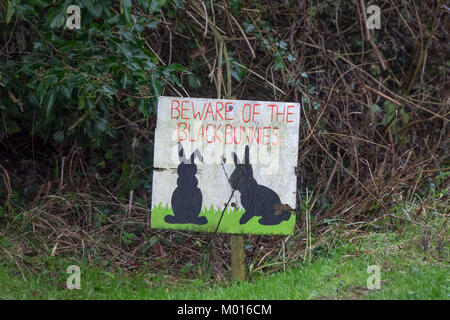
224;92;245;281
230;234;245;280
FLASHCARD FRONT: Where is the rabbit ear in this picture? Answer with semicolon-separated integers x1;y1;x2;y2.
178;142;188;163
232;152;240;165
190;149;202;164
244;145;250;164
192;149;203;163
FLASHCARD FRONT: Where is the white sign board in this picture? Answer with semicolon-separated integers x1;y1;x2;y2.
151;96;300;235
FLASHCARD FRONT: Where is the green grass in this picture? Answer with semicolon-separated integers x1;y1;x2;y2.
151;203;295;235
0;224;448;299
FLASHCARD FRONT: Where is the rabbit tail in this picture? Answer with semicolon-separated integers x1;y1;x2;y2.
279;210;291;222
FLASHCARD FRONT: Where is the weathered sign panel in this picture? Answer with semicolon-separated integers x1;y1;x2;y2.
151;96;300;235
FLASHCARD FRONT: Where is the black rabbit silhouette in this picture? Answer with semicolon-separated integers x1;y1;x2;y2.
229;145;291;226
165;142;207;225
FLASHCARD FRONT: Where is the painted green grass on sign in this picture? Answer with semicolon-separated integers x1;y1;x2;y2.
151;203;295;235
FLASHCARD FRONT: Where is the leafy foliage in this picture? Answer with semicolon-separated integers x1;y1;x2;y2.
0;0;186;147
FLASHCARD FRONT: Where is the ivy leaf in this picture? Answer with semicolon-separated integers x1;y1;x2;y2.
382;113;396;127
100;84;115;97
61;86;73;99
384;101;397;115
151;73;163;96
44;89;56;119
122;0;132;23
6;0;16;24
118;161;131;186
121;73;129;89
373;104;382;113
167;63;187;73
95;117;108;133
116;42;132;60
6;118;21;134
230;61;247;83
274;52;285;71
149;0;166;14
45;7;65;29
53;130;64;142
145;20;159;29
29;0;50;8
278;41;288;50
243;21;255;34
139;99;151;117
81;0;102;18
399;108;410;125
78;94;85;110
187;74;201;89
86;97;95;111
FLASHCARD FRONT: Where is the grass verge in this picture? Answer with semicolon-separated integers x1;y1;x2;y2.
0;221;448;299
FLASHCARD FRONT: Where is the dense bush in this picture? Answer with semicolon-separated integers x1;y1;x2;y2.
0;0;215;202
0;0;188;147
